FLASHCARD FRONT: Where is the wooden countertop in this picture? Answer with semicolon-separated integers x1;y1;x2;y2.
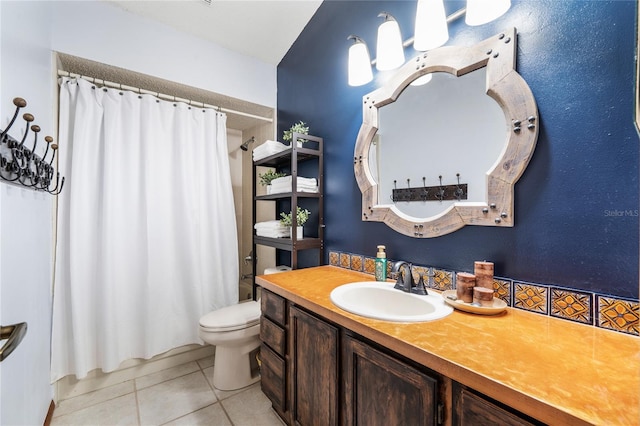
256;266;640;426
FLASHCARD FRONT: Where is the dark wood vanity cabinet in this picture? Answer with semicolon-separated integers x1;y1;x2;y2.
260;288;442;426
342;334;440;426
260;288;546;426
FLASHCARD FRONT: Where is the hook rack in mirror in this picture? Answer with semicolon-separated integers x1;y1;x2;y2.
353;28;538;238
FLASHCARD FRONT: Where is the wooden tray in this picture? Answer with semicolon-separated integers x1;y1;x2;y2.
442;290;507;315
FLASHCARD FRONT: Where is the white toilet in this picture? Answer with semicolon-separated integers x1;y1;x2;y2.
199;266;290;390
198;300;262;390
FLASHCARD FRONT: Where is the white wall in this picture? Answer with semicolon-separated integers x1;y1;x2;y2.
0;2;56;424
51;1;276;108
1;0;278;421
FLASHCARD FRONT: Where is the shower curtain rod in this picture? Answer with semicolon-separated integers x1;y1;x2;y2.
57;70;273;124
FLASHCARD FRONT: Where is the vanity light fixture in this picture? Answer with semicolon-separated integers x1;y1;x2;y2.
414;0;449;51
375;12;405;71
465;0;511;26
347;0;511;87
348;35;374;87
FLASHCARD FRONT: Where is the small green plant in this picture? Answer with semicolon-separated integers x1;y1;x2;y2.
282;121;309;144
280;206;311;227
258;170;286;186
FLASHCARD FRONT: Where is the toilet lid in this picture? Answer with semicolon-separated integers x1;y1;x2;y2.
200;300;261;332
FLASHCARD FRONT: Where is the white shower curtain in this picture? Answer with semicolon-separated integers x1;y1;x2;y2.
51;77;239;381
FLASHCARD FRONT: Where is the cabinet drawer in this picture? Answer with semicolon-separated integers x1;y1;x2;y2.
261;289;286;326
260;316;286;356
260;343;286;412
455;387;538;426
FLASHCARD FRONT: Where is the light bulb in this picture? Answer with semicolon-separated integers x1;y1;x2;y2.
414;0;449;51
465;0;511;26
376;13;405;71
348;36;373;86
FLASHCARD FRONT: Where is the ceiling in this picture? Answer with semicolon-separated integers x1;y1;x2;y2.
84;0;322;130
107;0;323;66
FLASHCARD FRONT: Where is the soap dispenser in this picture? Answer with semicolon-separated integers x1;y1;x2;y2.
375;245;387;281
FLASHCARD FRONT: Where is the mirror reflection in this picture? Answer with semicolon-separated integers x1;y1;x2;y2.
370;69;506;218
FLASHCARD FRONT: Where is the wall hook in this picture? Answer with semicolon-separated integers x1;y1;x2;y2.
1;97;64;194
17;113;34;148
24;125;40;159
455;173;464;201
421;176;429;200
437;175;445;202
391;179;398;202
47;172;65;195
48;143;58;167
0;98;27;140
392;175;468;203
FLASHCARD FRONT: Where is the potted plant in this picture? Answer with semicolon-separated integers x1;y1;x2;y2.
259;170;286;194
282;121;309;147
280;206;311;239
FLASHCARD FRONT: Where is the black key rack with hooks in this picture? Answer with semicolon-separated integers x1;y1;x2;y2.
391;174;467;203
0;97;64;194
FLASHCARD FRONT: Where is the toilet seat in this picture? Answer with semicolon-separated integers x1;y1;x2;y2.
199;300;260;332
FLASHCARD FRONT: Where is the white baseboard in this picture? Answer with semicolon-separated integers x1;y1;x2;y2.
54;344;216;402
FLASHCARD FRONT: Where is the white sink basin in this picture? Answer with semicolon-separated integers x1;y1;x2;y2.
329;281;453;322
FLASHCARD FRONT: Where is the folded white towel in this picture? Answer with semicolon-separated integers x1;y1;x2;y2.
271;176;317;186
270;183;318;194
269;176;318;194
252;140;289;161
255;220;290;238
256;229;290;238
254;220;286;230
271;181;317;188
253;140;285;153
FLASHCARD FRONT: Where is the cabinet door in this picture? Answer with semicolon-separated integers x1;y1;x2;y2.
289;306;340;426
343;335;439;426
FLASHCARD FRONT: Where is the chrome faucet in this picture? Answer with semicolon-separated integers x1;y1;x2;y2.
391;260;428;295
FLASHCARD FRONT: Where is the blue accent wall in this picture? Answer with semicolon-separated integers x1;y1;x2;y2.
277;0;639;299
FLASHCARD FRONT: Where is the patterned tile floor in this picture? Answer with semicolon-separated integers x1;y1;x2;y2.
51;356;284;426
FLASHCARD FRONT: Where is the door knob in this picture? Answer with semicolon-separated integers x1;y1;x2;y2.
0;322;27;362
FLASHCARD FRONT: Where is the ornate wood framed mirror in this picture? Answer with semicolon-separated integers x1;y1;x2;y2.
354;28;538;238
